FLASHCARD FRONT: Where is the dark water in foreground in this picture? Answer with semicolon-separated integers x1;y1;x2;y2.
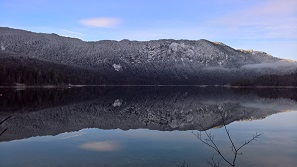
0;87;296;167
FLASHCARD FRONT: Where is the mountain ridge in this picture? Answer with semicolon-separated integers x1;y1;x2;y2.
0;27;296;86
0;27;281;66
0;27;291;62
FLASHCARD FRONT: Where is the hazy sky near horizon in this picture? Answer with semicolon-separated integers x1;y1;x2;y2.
0;0;296;60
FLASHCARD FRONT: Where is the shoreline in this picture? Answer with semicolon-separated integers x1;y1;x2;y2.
0;85;297;89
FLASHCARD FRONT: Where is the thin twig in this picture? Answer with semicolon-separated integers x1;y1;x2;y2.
0;116;11;136
0;128;8;136
0;116;11;125
237;133;263;152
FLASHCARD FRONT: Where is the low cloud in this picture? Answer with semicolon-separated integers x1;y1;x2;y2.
241;61;297;74
80;17;120;28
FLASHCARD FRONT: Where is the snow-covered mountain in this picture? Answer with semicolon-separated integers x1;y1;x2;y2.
0;27;296;85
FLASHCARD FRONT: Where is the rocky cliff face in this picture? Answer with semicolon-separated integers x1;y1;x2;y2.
1;87;297;141
1;27;296;85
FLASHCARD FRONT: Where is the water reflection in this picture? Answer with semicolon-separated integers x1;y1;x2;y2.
0;87;297;167
1;87;297;142
80;141;121;152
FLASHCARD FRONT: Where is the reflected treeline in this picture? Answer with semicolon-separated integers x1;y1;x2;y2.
1;87;297;113
0;87;150;112
0;87;148;112
0;87;240;112
0;88;79;112
1;87;297;141
234;88;297;101
0;87;127;112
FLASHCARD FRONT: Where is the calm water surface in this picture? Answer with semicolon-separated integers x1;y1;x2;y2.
0;87;296;167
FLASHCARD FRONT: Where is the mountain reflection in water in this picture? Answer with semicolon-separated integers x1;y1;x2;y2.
0;87;296;167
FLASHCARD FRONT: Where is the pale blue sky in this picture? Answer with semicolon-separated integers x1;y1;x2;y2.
0;0;296;60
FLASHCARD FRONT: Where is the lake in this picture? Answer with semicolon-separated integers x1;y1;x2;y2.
0;87;296;167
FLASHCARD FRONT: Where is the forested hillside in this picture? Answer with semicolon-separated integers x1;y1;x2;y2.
0;27;297;86
0;53;95;86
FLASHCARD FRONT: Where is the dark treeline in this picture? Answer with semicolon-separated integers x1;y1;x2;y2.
233;88;297;102
232;71;297;87
0;53;160;86
0;53;106;86
0;54;229;86
0;63;80;86
0;55;77;86
1;53;297;86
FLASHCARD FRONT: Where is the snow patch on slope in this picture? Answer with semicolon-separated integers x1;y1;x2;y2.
169;42;194;57
1;43;5;51
113;99;122;107
113;64;122;71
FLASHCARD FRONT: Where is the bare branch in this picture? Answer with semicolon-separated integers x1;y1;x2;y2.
193;131;233;166
0;128;8;136
207;154;222;167
237;133;263;152
0;116;10;137
0;116;11;125
194;111;262;167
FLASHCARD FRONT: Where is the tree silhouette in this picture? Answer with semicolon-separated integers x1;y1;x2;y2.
193;113;262;167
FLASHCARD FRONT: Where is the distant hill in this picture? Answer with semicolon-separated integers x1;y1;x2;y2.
0;27;296;86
